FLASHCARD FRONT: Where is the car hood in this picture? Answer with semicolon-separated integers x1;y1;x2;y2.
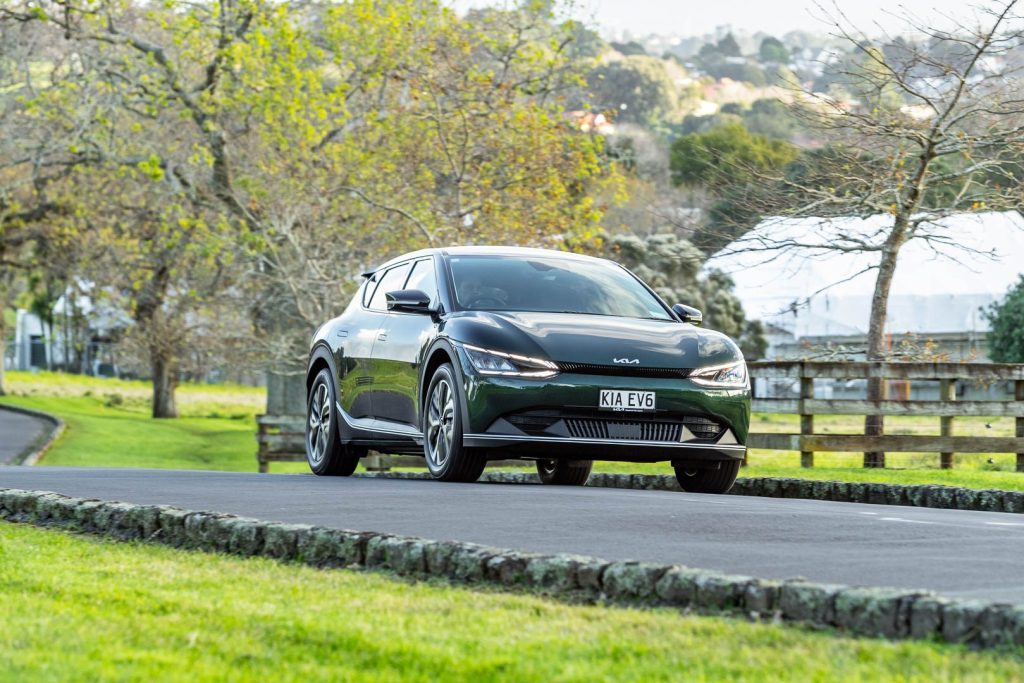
443;311;741;368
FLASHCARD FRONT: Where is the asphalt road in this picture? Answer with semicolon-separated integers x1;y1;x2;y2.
2;467;1023;603
0;407;49;465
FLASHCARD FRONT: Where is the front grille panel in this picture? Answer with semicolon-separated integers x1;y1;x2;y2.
555;362;692;379
501;410;725;443
565;418;682;442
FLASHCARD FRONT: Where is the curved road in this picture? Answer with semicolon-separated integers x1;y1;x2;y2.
1;467;1023;602
0;406;50;465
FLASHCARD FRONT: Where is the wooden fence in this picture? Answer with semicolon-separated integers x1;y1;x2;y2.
748;361;1024;471
257;361;1024;473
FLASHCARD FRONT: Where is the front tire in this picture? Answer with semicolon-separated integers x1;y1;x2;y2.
673;460;741;494
423;363;486;482
536;459;592;486
306;368;362;476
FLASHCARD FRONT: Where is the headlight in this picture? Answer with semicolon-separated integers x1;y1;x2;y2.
690;361;748;388
462;344;559;379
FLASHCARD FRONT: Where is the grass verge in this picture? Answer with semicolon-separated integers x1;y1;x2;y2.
0;371;266;471
2;520;1023;682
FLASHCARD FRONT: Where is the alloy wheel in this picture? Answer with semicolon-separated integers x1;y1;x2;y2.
538;459;557;476
307;380;332;465
426;377;456;468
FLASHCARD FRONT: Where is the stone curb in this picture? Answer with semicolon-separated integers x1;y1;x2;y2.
2;487;1022;650
0;404;65;466
353;471;1024;515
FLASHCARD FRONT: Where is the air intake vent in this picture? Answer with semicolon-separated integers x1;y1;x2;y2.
682;416;724;440
565;418;682;442
556;362;692;379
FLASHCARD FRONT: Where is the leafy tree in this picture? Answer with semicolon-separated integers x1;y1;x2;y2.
985;277;1024;363
743;98;799;140
717;33;742;57
759;36;789;63
677;112;745;136
3;0;624;414
587;56;677;127
610;41;647;56
669;123;797;187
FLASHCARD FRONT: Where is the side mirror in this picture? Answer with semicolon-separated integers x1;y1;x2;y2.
386;289;434;314
672;303;703;326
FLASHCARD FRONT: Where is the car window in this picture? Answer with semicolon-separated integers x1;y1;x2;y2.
404;259;438;305
367;262;412;311
361;276;377;308
448;255;672;321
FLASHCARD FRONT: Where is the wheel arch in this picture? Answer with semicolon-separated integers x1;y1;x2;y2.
420;341;456;412
419;339;473;429
306;343;338;400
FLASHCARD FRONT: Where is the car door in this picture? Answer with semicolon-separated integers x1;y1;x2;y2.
372;256;441;427
339;262;412;420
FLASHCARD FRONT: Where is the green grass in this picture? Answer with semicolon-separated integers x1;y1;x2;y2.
2;521;1022;682
5;370;1024;489
0;371;268;471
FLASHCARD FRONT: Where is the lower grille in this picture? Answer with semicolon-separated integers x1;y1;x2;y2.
502;410;725;442
565;418;681;442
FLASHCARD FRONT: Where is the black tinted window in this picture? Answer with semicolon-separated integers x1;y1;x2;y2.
448;255;671;320
404;258;438;305
368;262;412;311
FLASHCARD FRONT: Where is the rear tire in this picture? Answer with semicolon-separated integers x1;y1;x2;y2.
306;368;363;476
536;459;592;486
423;363;486;482
673;460;741;494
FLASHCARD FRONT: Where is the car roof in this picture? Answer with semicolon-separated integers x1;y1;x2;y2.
365;245;610;277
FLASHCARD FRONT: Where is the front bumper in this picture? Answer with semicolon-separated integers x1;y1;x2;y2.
456;347;750;463
463;432;746;463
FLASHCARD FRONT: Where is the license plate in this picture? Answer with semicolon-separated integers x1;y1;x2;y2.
599;389;655;412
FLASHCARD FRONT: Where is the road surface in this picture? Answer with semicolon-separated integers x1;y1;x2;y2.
0;407;50;465
2;467;1023;602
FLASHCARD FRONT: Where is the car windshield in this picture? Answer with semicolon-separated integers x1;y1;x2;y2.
448;255;673;321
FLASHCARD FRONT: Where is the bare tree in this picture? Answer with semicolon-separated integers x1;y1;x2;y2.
715;1;1024;467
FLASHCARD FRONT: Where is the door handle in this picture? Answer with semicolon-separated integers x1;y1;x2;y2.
377;332;388;342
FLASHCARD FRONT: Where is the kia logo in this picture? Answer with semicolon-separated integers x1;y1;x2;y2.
613;358;640;364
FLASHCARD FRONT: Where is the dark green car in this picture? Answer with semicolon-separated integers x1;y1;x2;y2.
306;247;750;493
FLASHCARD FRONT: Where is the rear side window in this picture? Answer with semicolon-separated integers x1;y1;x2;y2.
361;277;377;307
404;258;438;305
367;262;412;311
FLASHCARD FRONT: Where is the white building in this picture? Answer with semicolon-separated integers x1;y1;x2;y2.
7;284;130;375
706;211;1024;361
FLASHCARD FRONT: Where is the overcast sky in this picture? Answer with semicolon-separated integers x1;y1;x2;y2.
453;1;995;37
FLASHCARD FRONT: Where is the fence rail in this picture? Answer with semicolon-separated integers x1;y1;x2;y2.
256;361;1024;473
748;361;1024;471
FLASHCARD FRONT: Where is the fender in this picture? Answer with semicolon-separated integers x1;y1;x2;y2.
307;342;340;400
420;337;473;432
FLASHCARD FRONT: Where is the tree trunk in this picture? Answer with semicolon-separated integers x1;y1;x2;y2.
151;351;179;419
863;232;905;468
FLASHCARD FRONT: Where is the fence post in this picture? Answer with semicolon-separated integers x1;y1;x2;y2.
363;453;391;472
1017;380;1024;474
800;367;814;468
939;378;955;470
